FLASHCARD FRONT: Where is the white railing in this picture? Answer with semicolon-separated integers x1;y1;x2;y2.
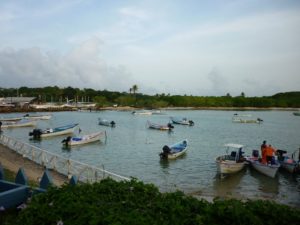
0;133;130;183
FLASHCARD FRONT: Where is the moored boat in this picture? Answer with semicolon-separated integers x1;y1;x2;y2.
29;123;79;138
170;117;194;126
276;149;300;173
246;150;280;178
62;131;106;146
98;118;116;127
147;121;174;131
215;143;247;175
1;119;37;128
151;110;165;115
132;110;152;115
23;114;52;120
159;139;188;159
249;159;280;178
232;114;263;124
0;117;22;122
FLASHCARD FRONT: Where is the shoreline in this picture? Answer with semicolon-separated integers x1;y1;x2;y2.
0;143;69;186
1;106;299;114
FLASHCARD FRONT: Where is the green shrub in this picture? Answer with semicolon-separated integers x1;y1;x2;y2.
9;178;300;225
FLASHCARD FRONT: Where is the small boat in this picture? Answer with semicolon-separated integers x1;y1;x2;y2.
1;119;37;128
147;121;174;131
98;118;116;127
0;117;22;122
159;139;188;159
170;117;194;126
23;114;52;120
151;110;165;115
293;112;300;116
276;149;300;173
62;131;106;146
132;110;152;115
246;150;280;178
215;143;247;175
29;123;79;138
232;114;263;124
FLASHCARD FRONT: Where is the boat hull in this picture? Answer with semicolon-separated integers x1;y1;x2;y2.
279;160;298;173
68;132;105;146
250;160;280;178
24;115;52;120
160;140;188;159
41;127;76;138
2;120;36;128
216;156;246;174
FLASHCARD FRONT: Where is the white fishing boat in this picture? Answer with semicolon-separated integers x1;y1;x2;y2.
170;117;194;126
62;131;106;146
0;117;22;122
232;114;263;124
1;120;37;128
159;139;188;159
98;118;116;127
249;159;280;178
132;110;152;115
23;114;52;120
151;110;165;115
215;143;247;175
29;123;78;138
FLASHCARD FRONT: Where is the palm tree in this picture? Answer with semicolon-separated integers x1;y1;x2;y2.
132;84;138;106
132;85;138;94
129;88;132;94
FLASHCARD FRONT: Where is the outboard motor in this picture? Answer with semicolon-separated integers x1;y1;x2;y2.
62;136;72;147
29;129;42;139
160;145;171;159
167;123;174;130
257;118;263;123
276;149;287;161
110;121;116;127
189;120;194;126
252;149;259;158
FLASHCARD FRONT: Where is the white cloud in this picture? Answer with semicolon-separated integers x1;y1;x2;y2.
0;38;134;91
119;7;149;20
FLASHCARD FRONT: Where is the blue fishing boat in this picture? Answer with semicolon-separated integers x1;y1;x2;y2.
159;140;188;159
29;123;79;138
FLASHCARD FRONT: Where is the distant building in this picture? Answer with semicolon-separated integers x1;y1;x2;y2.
0;97;37;108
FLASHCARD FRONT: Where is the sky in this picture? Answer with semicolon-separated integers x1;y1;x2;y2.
0;0;299;97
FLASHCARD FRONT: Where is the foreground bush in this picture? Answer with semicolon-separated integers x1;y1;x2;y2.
9;178;300;225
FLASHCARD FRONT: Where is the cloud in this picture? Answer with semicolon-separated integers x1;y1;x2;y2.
0;37;134;91
119;7;149;20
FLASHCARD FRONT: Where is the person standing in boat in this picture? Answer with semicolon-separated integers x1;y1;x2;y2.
261;140;267;164
265;144;276;164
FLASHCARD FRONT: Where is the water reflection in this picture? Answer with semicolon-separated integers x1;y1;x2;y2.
249;168;279;194
159;159;169;169
212;169;246;198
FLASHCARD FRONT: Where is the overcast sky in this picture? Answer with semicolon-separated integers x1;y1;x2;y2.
0;0;299;96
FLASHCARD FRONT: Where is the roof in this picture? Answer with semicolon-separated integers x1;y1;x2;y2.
224;143;244;148
2;97;36;104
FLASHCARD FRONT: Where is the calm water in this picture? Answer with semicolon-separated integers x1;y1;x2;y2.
2;110;300;207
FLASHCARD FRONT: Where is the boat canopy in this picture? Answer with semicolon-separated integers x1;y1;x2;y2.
224;143;244;149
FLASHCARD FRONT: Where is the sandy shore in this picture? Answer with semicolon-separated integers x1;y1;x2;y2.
0;143;69;186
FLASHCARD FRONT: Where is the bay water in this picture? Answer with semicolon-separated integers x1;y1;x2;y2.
2;110;300;206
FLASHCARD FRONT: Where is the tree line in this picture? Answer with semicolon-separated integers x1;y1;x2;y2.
0;86;299;108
